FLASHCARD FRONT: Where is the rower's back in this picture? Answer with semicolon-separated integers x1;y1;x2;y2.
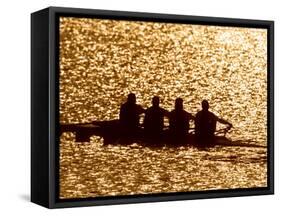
195;100;218;145
169;98;193;144
119;93;144;130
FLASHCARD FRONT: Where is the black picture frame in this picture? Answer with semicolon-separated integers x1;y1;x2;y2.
31;6;274;209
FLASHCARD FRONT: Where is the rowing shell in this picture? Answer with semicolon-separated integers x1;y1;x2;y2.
60;120;265;148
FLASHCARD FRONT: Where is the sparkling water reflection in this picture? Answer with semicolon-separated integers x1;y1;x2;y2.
59;17;267;199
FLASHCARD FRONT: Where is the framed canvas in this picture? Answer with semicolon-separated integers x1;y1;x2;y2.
31;6;274;208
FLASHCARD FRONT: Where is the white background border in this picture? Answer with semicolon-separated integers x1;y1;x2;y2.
0;0;278;215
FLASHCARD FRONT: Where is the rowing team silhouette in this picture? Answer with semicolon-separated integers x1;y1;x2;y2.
119;93;232;146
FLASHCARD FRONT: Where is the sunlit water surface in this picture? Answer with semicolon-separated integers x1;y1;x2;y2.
59;17;267;199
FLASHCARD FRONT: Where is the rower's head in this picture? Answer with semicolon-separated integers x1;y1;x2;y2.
152;96;160;107
127;93;136;105
202;100;209;111
175;98;183;110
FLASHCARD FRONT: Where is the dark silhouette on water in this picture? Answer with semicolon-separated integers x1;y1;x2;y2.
169;98;195;143
195;100;232;147
58;96;266;149
60;121;265;148
119;93;145;144
119;93;145;130
143;96;169;142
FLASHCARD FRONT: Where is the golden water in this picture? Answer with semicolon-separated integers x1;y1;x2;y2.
59;17;267;199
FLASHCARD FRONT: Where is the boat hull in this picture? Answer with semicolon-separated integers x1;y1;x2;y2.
60;120;240;148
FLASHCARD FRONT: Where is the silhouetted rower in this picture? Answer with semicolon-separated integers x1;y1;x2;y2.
195;100;232;146
144;96;169;141
169;98;194;143
119;93;145;130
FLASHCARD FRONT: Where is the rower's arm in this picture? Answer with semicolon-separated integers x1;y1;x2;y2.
138;105;146;114
190;114;195;121
163;109;170;118
218;118;232;128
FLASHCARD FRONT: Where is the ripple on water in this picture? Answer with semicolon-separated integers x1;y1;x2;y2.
59;135;267;199
59;18;267;199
